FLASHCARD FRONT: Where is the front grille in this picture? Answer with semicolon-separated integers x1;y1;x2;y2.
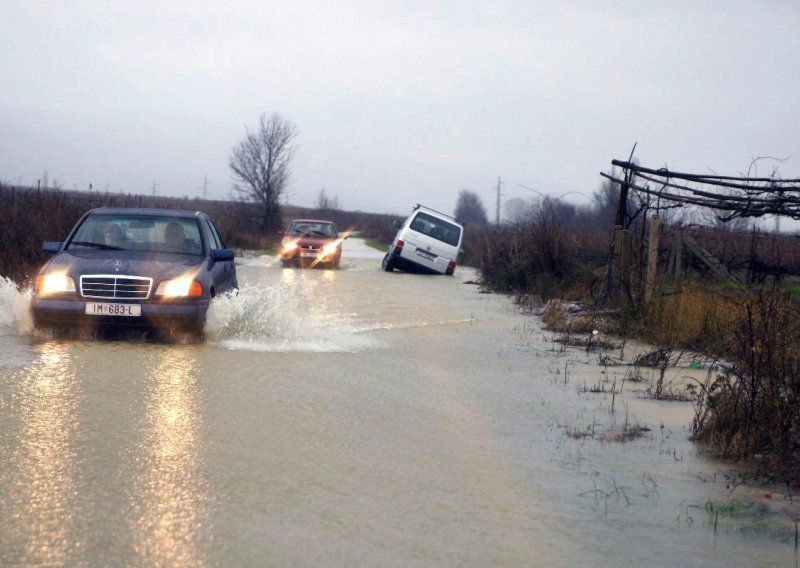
300;244;320;251
80;275;152;300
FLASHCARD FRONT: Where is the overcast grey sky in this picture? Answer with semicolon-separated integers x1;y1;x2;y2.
1;1;798;217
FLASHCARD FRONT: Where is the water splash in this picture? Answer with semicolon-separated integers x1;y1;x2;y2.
237;254;281;268
0;277;34;336
205;278;380;353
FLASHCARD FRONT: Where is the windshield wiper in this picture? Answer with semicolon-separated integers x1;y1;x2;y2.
69;241;124;251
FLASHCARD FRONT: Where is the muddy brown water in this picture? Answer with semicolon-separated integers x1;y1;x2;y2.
0;239;796;566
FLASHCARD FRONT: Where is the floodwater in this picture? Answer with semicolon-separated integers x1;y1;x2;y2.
0;239;796;566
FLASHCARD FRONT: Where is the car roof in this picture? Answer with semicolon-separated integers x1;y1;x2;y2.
288;219;336;224
87;207;208;219
413;205;462;226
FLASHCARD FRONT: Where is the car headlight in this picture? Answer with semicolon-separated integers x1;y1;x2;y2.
155;277;203;298
35;272;76;295
322;243;339;256
282;241;298;252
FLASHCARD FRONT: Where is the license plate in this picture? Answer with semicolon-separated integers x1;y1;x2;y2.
415;249;435;260
301;251;318;258
85;302;141;317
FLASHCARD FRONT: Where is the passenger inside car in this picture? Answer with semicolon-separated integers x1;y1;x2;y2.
314;224;334;237
164;222;186;253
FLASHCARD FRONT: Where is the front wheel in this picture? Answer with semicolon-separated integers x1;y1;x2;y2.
382;253;395;272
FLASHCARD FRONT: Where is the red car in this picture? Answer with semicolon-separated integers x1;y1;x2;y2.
279;219;346;268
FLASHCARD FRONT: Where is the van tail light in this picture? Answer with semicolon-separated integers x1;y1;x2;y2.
446;261;456;275
395;240;405;252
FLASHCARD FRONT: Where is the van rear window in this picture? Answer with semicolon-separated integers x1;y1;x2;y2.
409;212;461;246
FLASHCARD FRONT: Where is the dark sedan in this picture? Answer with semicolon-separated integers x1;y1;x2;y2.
31;208;237;336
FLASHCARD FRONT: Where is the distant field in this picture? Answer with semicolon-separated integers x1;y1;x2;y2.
0;183;399;285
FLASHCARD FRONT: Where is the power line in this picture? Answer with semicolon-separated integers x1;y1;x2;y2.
202;175;208;200
495;176;503;225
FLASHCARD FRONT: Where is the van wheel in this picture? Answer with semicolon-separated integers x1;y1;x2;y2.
382;254;395;272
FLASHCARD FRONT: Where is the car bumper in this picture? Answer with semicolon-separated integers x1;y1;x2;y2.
393;248;451;275
31;297;209;331
280;250;340;266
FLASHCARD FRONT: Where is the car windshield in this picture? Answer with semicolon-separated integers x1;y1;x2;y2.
66;214;203;256
409;212;461;246
287;222;337;238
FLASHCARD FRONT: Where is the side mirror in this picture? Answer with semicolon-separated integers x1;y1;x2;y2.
459;248;465;255
392;220;402;230
43;242;62;254
211;248;235;261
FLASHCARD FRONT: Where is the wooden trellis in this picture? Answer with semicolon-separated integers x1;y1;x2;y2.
601;159;800;302
602;160;800;222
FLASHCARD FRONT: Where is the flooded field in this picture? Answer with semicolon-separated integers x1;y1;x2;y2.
0;239;796;566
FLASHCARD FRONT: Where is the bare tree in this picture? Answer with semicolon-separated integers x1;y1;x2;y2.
454;189;488;225
229;113;298;232
315;187;340;213
592;176;623;226
504;197;532;223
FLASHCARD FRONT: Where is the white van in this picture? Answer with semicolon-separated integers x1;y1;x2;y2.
382;205;464;275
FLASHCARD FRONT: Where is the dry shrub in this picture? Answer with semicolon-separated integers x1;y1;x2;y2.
640;281;738;353
0;185;278;285
542;300;568;330
693;282;800;483
541;300;596;333
478;215;607;300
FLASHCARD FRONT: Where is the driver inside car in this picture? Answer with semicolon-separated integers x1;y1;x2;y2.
104;223;126;248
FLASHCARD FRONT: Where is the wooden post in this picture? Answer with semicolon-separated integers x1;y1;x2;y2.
748;227;758;284
645;215;660;302
613;226;631;302
674;227;683;284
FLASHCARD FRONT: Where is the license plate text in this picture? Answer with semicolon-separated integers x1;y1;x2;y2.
85;303;142;317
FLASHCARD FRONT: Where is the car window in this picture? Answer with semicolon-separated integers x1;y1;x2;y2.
66;215;203;255
288;222;336;237
287;223;309;236
408;212;461;246
311;224;336;237
205;220;224;249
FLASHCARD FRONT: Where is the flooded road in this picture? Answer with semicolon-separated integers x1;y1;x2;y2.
0;239;796;566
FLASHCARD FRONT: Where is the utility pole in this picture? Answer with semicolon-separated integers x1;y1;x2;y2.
495;176;503;225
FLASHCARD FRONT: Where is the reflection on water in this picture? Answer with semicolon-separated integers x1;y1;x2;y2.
0;342;80;565
280;265;297;286
0;249;797;565
129;347;208;567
